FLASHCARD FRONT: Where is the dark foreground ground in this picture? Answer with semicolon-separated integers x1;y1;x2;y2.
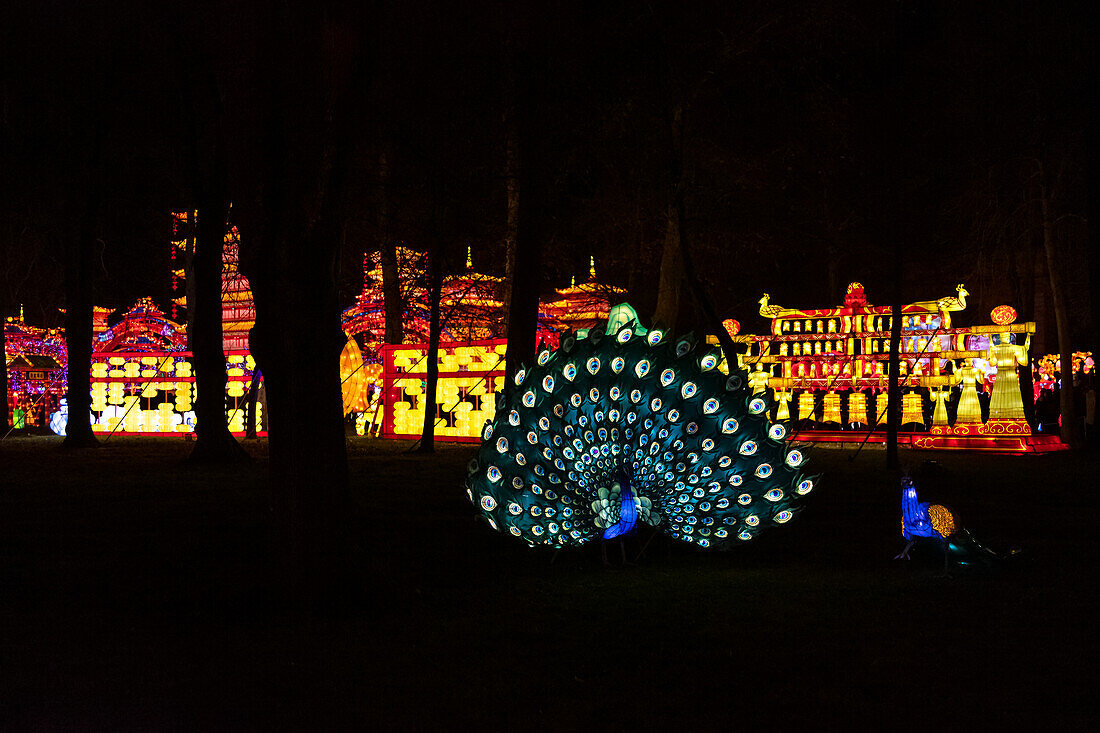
0;435;1096;730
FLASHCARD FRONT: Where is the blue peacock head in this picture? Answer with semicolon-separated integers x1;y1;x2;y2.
465;303;819;550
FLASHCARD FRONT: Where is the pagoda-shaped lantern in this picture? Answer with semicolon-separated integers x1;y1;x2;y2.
540;256;626;333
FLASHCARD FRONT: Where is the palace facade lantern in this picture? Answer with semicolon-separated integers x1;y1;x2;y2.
716;282;1064;453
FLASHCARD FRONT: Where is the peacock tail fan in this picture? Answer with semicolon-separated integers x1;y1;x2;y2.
465;303;819;550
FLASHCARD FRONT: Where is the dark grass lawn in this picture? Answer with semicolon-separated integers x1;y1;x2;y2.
1;435;1096;730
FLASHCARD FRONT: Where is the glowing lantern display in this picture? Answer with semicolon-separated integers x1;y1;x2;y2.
710;283;1065;452
380;340;506;442
56;350;265;437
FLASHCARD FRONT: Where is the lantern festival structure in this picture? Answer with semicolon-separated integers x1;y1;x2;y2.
540;256;626;334
4;307;66;428
343;249;623;442
712;282;1066;453
1033;351;1093;400
49;212;266;437
369;253;629;440
341;247;437;357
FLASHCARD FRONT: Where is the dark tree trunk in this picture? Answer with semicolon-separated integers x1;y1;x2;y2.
243;368;261;440
652;102;684;331
189;195;246;462
667;107;739;365
418;240;443;453
500;43;519;326
62;201;98;449
886;296;902;471
1039;173;1080;447
378;146;403;345
504;47;545;388
234;7;361;598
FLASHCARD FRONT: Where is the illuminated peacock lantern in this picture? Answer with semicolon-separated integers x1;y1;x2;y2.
465;304;819;550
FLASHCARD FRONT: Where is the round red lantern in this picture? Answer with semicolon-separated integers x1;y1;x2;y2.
990;305;1017;325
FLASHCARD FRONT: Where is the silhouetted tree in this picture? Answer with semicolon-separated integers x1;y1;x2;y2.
231;5;365;595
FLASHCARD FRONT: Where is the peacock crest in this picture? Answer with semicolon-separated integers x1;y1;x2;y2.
465;303;819;550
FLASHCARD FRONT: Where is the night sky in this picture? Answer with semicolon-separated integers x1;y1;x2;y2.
2;1;1095;352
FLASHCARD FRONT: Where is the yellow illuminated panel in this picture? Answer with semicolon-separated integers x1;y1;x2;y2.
87;351;263;436
381;341;506;441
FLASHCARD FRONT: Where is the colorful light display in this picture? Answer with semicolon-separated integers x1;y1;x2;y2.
94;298;187;353
465;304;818;549
379;340;506;442
4;308;66;428
712;284;1065;452
76;350;264;436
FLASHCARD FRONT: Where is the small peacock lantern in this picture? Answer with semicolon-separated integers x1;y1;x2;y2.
465;304;819;550
896;471;1013;572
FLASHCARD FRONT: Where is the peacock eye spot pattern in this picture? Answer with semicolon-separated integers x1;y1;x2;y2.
467;302;815;550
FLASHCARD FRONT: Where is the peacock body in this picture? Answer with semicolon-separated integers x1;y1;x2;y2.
897;474;1012;569
465;304;818;550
